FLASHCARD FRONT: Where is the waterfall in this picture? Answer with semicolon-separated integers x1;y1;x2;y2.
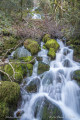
14;39;80;120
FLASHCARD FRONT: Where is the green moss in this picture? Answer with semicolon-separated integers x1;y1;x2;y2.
38;62;50;74
0;102;9;120
45;39;60;51
42;100;62;120
27;64;33;76
26;84;37;93
1;61;27;84
43;45;47;49
19;56;35;64
48;48;56;59
73;70;80;85
0;81;20;120
0;81;20;104
42;34;51;43
24;39;40;55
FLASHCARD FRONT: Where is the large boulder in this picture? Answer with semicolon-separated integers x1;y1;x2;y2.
0;81;20;120
38;62;50;74
24;39;40;55
42;99;63;120
34;98;63;120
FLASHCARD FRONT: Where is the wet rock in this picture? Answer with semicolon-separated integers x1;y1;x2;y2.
42;71;54;85
36;56;43;61
42;99;63;120
26;77;40;93
38;62;50;74
63;48;70;55
72;70;80;85
16;110;24;117
13;46;31;59
34;98;63;120
62;59;72;67
24;39;40;55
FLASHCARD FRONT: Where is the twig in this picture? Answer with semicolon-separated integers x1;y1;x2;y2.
0;70;12;82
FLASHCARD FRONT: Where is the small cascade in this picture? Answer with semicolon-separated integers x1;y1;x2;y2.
14;39;80;120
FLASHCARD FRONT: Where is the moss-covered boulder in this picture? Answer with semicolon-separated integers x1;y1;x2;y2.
0;81;20;120
0;102;9;120
45;39;60;51
24;39;40;55
72;70;80;85
1;61;27;84
42;34;51;43
0;81;20;104
42;100;63;120
48;48;56;59
38;62;50;74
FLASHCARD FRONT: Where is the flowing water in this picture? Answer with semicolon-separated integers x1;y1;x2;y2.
14;39;80;120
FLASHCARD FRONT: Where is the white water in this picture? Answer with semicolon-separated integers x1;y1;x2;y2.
14;40;80;120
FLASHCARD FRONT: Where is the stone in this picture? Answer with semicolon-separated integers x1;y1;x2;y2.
38;62;50;74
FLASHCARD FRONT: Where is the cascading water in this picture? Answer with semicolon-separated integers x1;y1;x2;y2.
14;40;80;120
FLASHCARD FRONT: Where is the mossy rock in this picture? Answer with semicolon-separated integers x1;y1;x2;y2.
0;81;20;104
48;48;56;59
42;34;51;43
0;102;9;120
19;56;35;64
26;77;40;93
24;39;40;55
1;61;27;84
45;39;60;51
42;99;63;120
0;81;20;120
38;62;50;74
27;63;33;76
72;70;80;85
